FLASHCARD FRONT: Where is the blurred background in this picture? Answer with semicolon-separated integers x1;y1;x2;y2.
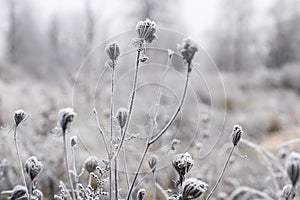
1;0;300;198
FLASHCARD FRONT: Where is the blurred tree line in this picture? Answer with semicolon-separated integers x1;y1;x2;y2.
2;0;300;80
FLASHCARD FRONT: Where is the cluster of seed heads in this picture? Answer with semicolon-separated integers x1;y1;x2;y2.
177;38;198;69
14;109;27;126
182;178;208;200
172;152;194;183
10;185;28;200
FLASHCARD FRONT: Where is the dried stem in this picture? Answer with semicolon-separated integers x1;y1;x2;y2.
93;110;109;158
205;145;235;200
63;132;75;199
227;186;273;200
13;126;27;189
71;146;79;198
115;158;119;200
152;171;156;200
121;128;130;189
126;65;191;200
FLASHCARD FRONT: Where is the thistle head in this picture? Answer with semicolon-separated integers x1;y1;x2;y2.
148;154;158;173
10;185;28;200
286;152;300;186
182;178;208;200
137;188;146;200
136;19;157;43
70;136;78;147
231;125;243;146
14;109;27;126
177;37;198;68
105;42;120;63
84;156;99;173
172;152;194;178
58;107;76;133
24;156;43;181
116;107;128;129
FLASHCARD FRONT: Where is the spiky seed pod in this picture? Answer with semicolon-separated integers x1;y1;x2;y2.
231;125;243;146
286;152;300;186
136;19;157;43
24;156;43;181
148;154;158;173
70;136;78;147
172;152;194;178
116;107;128;129
14;109;26;126
10;185;28;200
84;156;99;173
137;189;146;200
177;37;198;68
105;42;120;61
282;184;293;199
182;178;208;200
58;108;76;133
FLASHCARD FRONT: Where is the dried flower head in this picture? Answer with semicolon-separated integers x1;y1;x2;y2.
231;125;243;146
136;19;157;43
70;136;78;147
24;156;43;180
58;108;76;133
148;154;158;173
84;156;99;173
286;152;300;186
172;152;194;178
177;37;198;68
14;109;27;126
33;189;43;200
182;178;208;200
116;107;128;129
105;42;120;62
10;185;28;200
137;188;146;200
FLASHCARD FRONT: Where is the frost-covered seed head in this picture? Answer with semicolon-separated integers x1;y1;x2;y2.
172;152;194;178
116;107;128;129
182;178;208;200
24;156;43;180
84;156;99;173
137;188;146;200
286;152;300;186
105;42;120;61
70;136;78;147
139;54;149;63
231;125;243;146
33;189;43;200
148;154;158;173
10;185;28;200
58;108;76;133
177;37;198;67
282;184;293;199
136;19;157;43
14;109;26;126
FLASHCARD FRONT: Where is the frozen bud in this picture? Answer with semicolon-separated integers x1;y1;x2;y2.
172;152;194;178
137;188;146;200
282;184;293;199
148;154;158;173
10;185;28;200
231;125;243;146
116;107;128;129
171;139;181;150
84;156;99;173
136;19;157;43
105;42;120;61
139;54;149;63
24;156;43;180
70;136;78;147
33;189;43;200
286;152;300;186
14;109;27;126
58;108;76;133
177;37;198;68
182;178;208;200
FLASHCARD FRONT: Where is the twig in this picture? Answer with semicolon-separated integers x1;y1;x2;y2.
63;133;75;199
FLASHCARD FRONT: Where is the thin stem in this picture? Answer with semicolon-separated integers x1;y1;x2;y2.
121;128;130;190
126;66;191;200
227;186;273;200
93;110;109;158
205;146;235;200
152;172;156;200
109;63;116;200
126;144;150;200
71;147;79;198
115;158;119;200
29;181;33;200
63;133;75;200
112;50;141;161
13;126;27;189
